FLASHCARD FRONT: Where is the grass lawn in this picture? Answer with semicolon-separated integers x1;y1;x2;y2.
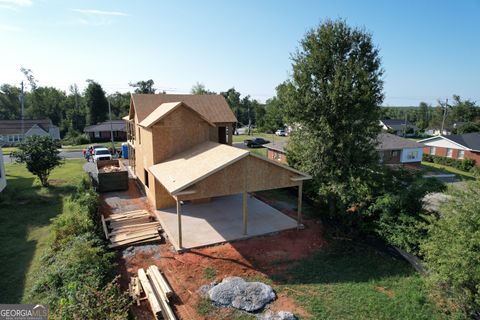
274;243;446;320
61;141;126;151
0;159;86;303
1;147;18;155
232;132;289;144
421;161;475;180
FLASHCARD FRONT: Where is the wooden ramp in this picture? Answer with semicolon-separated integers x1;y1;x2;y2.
130;265;177;320
101;210;162;248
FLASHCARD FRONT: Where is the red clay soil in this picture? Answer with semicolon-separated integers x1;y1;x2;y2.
105;186;326;319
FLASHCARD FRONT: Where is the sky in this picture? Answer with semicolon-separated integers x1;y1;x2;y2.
0;0;479;106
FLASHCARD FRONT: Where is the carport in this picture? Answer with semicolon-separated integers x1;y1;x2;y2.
149;142;311;251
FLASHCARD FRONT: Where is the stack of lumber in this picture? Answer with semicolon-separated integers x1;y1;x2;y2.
134;265;177;320
101;210;162;248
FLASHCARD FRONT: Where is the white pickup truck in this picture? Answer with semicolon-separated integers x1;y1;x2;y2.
93;148;112;162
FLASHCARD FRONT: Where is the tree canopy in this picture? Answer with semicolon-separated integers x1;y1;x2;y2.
85;80;109;126
129;79;156;94
281;19;384;214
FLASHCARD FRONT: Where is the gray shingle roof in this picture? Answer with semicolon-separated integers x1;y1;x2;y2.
84;120;126;132
264;141;288;153
444;132;480;151
376;133;423;150
0;119;55;135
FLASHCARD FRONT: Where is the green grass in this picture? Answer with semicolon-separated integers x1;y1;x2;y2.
61;141;126;151
421;161;475;180
204;267;217;280
1;147;18;155
274;243;446;320
232;132;289;144
0;159;86;303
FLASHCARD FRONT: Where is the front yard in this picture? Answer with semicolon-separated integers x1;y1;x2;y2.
0;159;85;303
421;161;476;180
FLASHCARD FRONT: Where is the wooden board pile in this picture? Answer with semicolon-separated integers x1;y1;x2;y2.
101;210;162;248
99;165;122;173
129;265;177;320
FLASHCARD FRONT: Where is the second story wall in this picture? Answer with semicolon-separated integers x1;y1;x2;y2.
151;106;212;164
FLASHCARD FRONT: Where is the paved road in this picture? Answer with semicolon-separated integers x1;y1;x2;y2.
3;150;84;164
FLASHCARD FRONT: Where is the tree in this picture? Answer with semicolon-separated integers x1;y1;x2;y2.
421;181;480;318
13;135;63;186
417;102;430;129
280;20;384;216
84;80;109;126
191;82;215;95
108;92;130;119
221;88;242;126
129;79;156;94
260;97;285;132
0;84;21;120
456;122;480;134
450;95;479;123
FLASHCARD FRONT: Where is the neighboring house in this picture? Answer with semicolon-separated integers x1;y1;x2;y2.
420;132;480;166
84;120;127;141
376;133;423;167
0;119;60;146
0;149;6;192
425;128;451;136
265;133;423;167
265;141;288;164
380;119;419;136
125;93;310;249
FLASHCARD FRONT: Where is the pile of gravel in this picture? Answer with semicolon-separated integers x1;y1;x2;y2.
208;277;276;312
260;310;297;320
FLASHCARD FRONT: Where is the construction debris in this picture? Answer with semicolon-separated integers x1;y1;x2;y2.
101;210;162;248
133;265;177;320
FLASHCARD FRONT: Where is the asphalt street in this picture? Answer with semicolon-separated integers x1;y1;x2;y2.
2;150;84;164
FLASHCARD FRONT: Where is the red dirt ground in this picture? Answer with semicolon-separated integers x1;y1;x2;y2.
102;184;326;319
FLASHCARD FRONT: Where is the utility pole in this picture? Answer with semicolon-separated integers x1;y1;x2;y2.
20;81;24;141
440;98;448;136
108;99;115;157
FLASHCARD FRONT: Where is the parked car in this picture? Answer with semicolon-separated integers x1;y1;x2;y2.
83;144;106;155
275;129;286;136
93;148;112;162
243;137;270;148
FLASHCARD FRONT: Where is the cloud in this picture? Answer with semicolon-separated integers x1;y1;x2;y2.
0;0;32;10
71;8;128;17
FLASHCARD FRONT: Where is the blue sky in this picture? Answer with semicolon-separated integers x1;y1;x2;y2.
0;0;478;105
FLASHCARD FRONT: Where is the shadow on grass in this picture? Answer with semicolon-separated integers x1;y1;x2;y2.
0;175;69;303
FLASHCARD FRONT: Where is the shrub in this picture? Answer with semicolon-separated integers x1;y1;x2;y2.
62;131;90;145
423;154;476;172
470;166;480;178
421;181;480;318
26;178;131;319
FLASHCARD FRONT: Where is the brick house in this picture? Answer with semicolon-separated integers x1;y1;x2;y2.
264;133;423;167
419;132;480;166
84;120;127;142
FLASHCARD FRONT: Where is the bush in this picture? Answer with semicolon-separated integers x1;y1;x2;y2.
423;154;476;172
26;178;131;319
421;181;480;318
363;168;446;255
62;131;90;145
470;166;480;178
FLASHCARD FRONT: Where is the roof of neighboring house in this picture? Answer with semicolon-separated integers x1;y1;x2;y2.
381;119;416;127
129;93;237;124
264;141;288;153
376;133;423;150
420;132;480;151
139;102;214;128
0;119;56;135
149;141;249;195
84;120;126;133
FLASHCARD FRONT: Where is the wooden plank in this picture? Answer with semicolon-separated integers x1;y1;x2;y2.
109;229;159;242
108;235;161;248
109;217;152;228
176;200;182;248
106;210;149;219
106;213;150;222
147;267;177;320
101;215;110;239
111;221;160;231
108;224;161;236
242;191;248;235
148;265;173;299
138;268;162;319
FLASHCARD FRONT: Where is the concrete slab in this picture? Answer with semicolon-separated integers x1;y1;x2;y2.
155;194;298;251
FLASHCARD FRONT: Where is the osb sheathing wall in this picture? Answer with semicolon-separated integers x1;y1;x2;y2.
151;107;212;164
178;155;301;201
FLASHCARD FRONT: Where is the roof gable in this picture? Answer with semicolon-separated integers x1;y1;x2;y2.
138;102;214;128
130;93;237;124
420;133;480;151
376;133;423;150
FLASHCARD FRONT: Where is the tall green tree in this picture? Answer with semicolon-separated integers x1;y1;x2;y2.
108;92;131;119
129;79;156;94
26;87;67;125
84;80;109;126
417;102;430;129
281;20;384;215
260;96;285;132
191;82;216;95
0;84;21;120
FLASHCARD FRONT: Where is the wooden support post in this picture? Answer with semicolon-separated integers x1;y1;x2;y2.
242;191;248;235
297;182;303;228
227;123;233;145
176;199;182;249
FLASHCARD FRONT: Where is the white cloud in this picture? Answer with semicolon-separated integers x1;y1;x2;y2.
71;8;128;17
0;0;31;10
